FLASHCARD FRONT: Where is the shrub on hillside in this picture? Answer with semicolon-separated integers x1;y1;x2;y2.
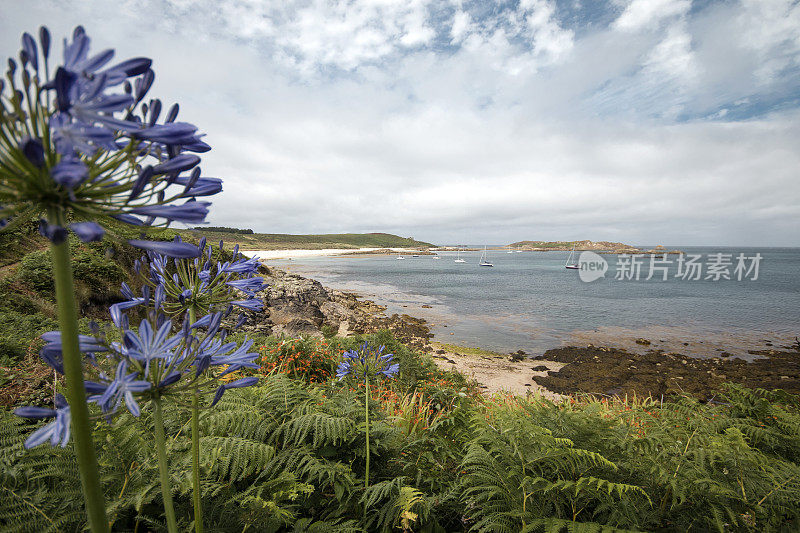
0;311;57;363
71;246;126;292
15;250;54;293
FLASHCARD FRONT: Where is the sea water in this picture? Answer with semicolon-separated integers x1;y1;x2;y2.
262;247;800;358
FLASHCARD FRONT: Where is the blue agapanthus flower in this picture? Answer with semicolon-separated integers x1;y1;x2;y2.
121;319;182;365
0;26;221;254
15;284;261;446
96;361;151;417
129;237;266;325
336;342;399;382
14;394;71;449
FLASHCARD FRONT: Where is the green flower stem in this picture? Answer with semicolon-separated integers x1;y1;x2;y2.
364;376;370;490
191;390;202;532
152;394;179;533
188;306;204;533
51;238;110;533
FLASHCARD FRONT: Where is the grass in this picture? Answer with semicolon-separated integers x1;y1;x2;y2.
431;342;505;358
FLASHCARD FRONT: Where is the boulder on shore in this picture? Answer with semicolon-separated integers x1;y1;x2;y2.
243;266;433;350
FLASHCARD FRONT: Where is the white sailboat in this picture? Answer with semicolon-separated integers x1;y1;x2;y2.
454;247;466;263
565;244;579;269
479;246;493;267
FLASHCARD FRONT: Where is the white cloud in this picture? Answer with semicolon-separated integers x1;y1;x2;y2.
450;9;471;43
520;0;574;62
0;0;799;245
644;24;696;80
614;0;691;31
271;0;438;71
735;0;800;84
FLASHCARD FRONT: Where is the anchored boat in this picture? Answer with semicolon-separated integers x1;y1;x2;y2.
479;246;493;267
565;244;580;269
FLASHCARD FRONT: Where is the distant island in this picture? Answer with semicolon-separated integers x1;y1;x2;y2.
184;230;435;251
509;240;643;253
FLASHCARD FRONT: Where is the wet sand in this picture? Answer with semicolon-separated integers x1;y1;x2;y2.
428;342;565;399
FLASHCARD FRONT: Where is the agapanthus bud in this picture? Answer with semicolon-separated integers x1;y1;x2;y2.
128;165;154;200
39;26;50;60
148;99;161;126
38;219;67;244
152;154;200;175
166;103;179;123
142;285;151;303
134;69;154;103
20;138;45;167
21;32;38;71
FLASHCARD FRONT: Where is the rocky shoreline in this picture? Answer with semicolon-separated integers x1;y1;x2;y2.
246;265;433;351
249;264;800;400
532;345;800;400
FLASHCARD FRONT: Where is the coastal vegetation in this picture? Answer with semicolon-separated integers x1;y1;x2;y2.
193;226;255;234
180;230;435;251
2;333;800;531
2;224;800;531
509;240;642;253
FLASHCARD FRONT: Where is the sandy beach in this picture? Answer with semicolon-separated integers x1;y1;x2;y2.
428;343;565;399
241;248;415;260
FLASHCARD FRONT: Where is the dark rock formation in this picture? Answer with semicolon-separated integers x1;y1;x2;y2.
533;345;800;401
244;266;432;350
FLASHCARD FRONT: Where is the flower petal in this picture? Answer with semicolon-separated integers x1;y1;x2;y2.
128;239;201;258
70;221;104;242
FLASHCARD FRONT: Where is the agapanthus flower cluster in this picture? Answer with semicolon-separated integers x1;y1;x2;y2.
122;236;265;326
14;287;260;448
336;342;399;382
0;26;221;256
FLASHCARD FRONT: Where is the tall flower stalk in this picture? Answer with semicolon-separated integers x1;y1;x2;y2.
336;342;399;489
1;26;221;531
126;239;264;532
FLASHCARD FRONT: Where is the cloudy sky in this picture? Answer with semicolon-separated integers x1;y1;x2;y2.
2;0;799;245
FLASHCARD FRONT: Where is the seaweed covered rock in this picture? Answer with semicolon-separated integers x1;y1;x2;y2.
533;345;800;400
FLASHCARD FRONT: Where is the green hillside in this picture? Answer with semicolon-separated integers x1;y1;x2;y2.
183;230;436;250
